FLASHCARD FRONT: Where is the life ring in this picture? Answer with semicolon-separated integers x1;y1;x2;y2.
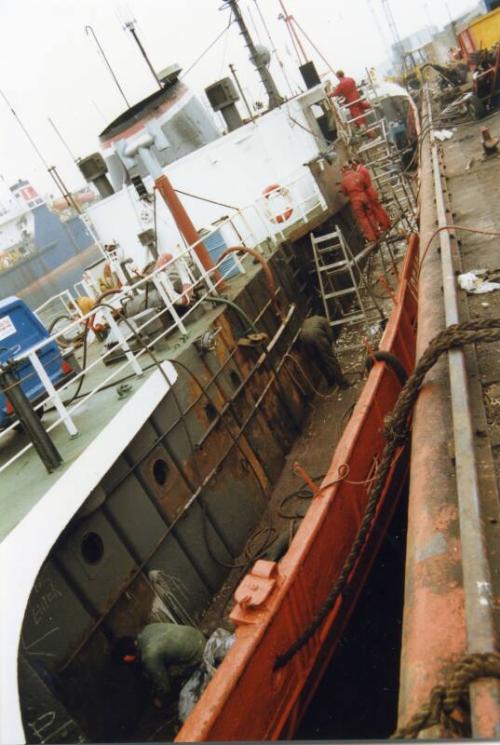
262;183;294;224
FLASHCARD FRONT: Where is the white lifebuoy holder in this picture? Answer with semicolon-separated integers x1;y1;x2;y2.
262;183;294;225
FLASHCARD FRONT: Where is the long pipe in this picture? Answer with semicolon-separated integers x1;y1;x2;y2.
397;88;467;734
428;90;500;736
154;174;223;287
398;89;500;737
229;63;255;122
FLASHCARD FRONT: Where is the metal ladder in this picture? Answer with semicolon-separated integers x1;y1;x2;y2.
335;70;416;230
361;72;416;224
311;227;381;339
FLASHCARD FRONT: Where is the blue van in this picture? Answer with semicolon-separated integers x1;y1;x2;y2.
0;296;77;430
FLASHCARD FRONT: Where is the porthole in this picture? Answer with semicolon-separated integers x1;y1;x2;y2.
81;532;104;564
153;458;169;486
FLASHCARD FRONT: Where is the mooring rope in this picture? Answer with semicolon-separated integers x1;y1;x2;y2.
275;318;500;670
393;652;500;738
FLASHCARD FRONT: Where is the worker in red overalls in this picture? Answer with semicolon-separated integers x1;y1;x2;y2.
351;159;392;232
340;164;379;243
329;70;373;134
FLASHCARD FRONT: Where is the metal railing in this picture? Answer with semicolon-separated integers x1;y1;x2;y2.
2;169;326;475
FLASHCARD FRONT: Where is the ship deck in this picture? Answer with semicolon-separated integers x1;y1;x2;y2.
398;102;500;735
0;255;263;544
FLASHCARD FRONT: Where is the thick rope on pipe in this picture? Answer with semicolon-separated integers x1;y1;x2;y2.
274;317;500;670
393;652;500;738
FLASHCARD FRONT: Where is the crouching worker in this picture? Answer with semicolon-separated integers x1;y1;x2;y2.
119;623;206;701
298;315;349;390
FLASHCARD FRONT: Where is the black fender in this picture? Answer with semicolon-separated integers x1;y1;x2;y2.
365;350;408;386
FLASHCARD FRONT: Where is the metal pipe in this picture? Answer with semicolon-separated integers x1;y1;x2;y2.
229;63;255;122
154;174;224;286
397;91;467;733
428;90;500;737
0;366;62;473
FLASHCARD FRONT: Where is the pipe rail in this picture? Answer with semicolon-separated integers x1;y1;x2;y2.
425;85;500;738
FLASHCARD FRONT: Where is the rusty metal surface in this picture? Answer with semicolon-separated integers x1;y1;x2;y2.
428;95;500;736
398;93;500;737
176;234;419;742
18;240;314;742
398;103;467;728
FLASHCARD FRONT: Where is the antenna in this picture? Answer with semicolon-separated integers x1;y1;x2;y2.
84;25;130;108
0;89;82;213
124;19;163;90
48;117;79;164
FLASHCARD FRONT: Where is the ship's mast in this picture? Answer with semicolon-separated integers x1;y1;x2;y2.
223;0;283;109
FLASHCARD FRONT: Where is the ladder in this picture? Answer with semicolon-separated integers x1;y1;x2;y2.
359;71;417;226
334;70;417;231
310;227;381;339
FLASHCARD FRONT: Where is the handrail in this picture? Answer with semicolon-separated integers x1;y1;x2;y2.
1;168;327;475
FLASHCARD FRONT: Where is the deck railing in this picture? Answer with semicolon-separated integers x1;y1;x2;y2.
0;168;327;475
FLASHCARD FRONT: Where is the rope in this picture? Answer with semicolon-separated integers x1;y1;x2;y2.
393;652;500;738
274;317;500;670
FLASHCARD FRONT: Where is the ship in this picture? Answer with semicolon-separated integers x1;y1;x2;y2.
2;0;498;743
0;180;101;310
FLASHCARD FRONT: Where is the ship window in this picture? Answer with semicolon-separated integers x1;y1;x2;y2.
81;532;104;564
153;458;169;486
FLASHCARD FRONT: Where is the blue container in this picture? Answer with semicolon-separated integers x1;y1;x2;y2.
201;229;240;279
0;296;68;428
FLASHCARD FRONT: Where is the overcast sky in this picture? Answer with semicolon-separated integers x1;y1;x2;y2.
0;0;477;200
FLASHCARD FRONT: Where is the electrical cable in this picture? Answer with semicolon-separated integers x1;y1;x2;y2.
173;188;239;211
181;20;234;79
418;224;500;279
206;295;258;334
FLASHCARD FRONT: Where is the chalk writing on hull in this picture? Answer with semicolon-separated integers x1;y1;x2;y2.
27;711;86;744
30;579;63;626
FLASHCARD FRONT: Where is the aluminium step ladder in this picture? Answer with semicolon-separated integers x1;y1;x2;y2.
310;227;383;344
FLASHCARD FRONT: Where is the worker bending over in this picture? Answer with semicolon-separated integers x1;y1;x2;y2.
119;623;206;697
298;316;349;390
351;159;392;232
340;164;379;243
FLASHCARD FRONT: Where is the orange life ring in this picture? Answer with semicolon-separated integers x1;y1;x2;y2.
262;183;294;224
